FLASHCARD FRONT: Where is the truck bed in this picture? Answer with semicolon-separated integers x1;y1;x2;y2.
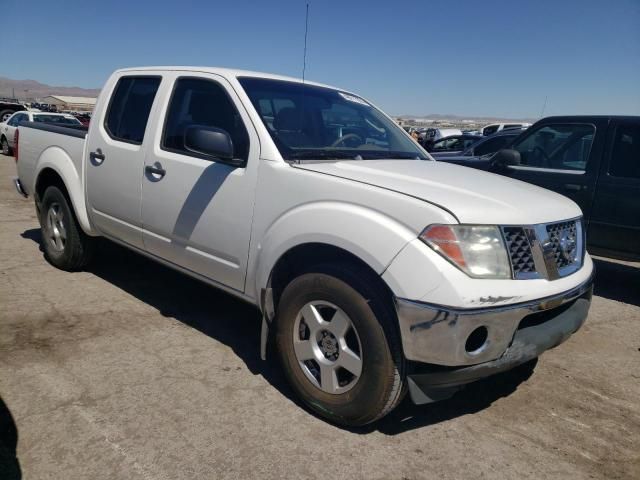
20;121;88;139
17;122;87;199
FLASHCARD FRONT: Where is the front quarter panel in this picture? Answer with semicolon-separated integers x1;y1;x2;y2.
248;161;457;300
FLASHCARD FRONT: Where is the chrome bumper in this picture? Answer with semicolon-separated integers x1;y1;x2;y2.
13;177;28;198
395;275;594;367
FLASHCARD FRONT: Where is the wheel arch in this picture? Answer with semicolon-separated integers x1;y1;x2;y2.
258;242;400;360
34;161;93;235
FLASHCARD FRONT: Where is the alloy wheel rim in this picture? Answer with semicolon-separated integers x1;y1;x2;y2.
293;300;363;394
45;203;66;252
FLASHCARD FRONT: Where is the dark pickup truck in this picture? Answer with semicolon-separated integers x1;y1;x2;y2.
451;116;640;260
0;99;26;123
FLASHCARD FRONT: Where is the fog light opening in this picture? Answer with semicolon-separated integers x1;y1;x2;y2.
465;326;488;354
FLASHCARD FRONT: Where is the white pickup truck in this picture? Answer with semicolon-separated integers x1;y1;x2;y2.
14;67;593;426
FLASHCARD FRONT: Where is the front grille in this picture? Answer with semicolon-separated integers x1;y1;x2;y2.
502;227;536;275
500;219;583;280
546;221;578;268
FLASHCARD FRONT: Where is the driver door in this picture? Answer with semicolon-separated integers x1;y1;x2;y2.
140;72;260;292
496;120;607;217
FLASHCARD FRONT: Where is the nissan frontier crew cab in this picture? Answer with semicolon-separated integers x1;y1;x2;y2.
14;67;594;426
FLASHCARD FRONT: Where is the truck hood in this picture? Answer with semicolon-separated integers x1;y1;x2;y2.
293;160;582;224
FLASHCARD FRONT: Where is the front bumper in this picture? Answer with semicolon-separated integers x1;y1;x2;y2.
395;275;593;404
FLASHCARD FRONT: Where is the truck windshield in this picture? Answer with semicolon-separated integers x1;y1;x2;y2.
238;77;427;161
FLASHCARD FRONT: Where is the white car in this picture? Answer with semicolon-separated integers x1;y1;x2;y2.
480;122;531;136
421;127;463;145
1;111;82;155
13;67;593;426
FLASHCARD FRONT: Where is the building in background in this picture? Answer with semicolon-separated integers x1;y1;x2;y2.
40;95;96;112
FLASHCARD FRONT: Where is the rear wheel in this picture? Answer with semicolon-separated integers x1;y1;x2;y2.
276;264;406;426
39;186;94;270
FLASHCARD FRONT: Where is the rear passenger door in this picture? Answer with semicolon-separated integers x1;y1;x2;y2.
140;73;260;292
85;75;162;249
497;121;607;217
588;119;640;258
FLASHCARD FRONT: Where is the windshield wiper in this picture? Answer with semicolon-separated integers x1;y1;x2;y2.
287;150;361;162
357;151;423;160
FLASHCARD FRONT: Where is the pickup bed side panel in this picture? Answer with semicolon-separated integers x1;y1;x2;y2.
17;127;94;234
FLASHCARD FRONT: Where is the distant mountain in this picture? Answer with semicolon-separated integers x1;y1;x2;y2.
396;113;536;123
0;76;100;100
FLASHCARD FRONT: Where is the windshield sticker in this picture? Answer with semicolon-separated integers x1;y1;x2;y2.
338;92;370;106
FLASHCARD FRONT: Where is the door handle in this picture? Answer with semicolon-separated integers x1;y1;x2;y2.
89;148;105;165
564;184;583;191
145;164;166;178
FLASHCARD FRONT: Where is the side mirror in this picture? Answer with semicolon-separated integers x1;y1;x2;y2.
490;148;521;170
184;125;243;166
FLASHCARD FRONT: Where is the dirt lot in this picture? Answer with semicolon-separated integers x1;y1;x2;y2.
0;155;639;480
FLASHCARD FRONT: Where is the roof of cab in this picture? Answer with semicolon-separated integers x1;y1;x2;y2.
114;66;339;91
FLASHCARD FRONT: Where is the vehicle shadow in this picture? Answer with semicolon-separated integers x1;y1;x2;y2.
371;360;537;435
21;228;538;434
592;258;640;307
0;396;21;480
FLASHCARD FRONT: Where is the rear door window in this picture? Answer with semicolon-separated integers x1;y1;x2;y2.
511;124;595;171
9;113;26;126
609;122;640;179
105;76;161;144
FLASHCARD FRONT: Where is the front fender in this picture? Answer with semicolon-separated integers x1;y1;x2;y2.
251;201;418;300
34;147;94;235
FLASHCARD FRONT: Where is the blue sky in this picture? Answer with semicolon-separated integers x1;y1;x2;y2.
3;0;639;118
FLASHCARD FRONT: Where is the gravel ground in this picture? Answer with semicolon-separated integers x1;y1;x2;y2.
1;155;639;479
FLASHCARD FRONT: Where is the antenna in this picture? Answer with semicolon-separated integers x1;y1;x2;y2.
302;3;309;82
540;95;548;118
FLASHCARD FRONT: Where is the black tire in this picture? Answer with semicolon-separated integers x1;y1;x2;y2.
0;110;13;123
39;186;94;271
276;264;406;426
1;136;11;156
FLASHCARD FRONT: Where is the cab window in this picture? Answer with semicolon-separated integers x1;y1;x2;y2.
162;77;249;161
511;124;595;171
483;125;499;136
8;113;25;126
473;135;513;156
609;123;640;179
105;76;161;144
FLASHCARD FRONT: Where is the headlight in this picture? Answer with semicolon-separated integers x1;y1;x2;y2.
420;225;511;279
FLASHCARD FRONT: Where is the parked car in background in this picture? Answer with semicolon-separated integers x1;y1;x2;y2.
481;122;531;136
72;112;92;126
13;66;593;426
487;116;639;260
1;111;83;155
431;130;522;161
0;99;27;123
425;134;482;153
421;127;463;148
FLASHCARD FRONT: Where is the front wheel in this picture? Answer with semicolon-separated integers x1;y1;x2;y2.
39;186;94;271
276;265;406;426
